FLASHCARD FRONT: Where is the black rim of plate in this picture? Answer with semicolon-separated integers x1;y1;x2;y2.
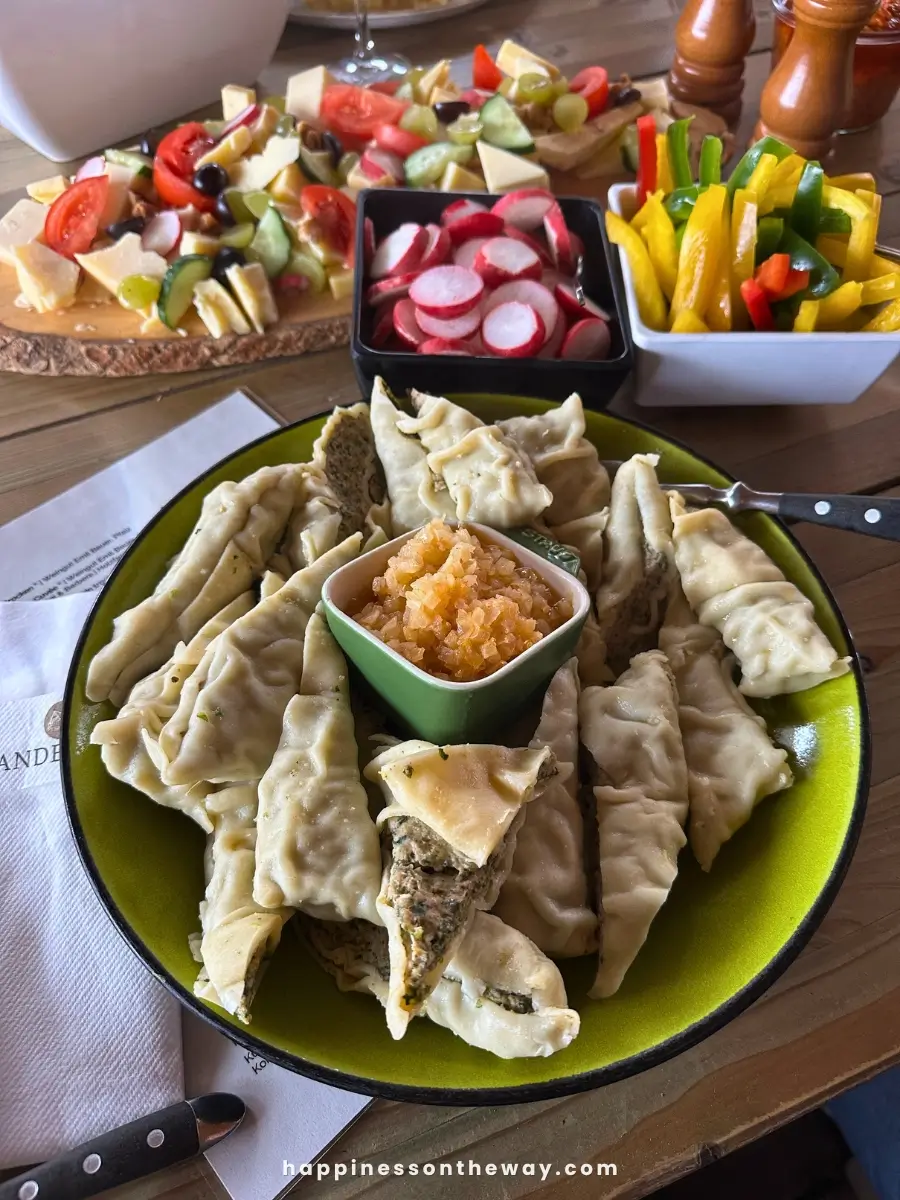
61;397;872;1107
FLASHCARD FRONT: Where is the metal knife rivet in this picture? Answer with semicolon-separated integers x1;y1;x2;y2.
865;508;882;523
814;500;831;515
18;1182;38;1200
82;1154;102;1175
147;1129;165;1149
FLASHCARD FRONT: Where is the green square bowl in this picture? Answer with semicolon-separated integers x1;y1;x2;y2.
62;394;870;1106
321;523;590;745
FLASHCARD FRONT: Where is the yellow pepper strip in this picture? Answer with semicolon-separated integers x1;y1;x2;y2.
745;152;779;199
834;312;870;331
823;184;878;280
731;188;758;330
793;300;819;332
760;183;799;216
861;274;900;305
705;199;733;332
630;188;661;232
670;184;726;326
854;189;879;211
671;310;710;333
862;298;900;331
639;194;679;301
656;133;674;195
771;153;805;189
815;281;863;327
606;210;668;331
818;236;900;279
827;172;876;192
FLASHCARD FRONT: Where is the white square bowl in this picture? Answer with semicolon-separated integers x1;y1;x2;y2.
607;182;900;407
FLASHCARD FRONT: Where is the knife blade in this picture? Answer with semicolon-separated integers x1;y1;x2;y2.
0;1093;245;1200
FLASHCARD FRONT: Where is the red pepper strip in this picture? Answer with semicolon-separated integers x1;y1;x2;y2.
473;44;504;91
740;278;775;331
774;267;810;300
755;251;791;297
635;113;657;208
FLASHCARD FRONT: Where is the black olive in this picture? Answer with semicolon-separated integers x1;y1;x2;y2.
612;86;642;108
139;131;160;157
433;100;471;124
106;217;146;240
212;246;246;286
215;192;237;227
322;130;344;165
192;163;229;197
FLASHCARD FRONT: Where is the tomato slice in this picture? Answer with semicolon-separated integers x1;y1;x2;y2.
45;176;110;259
155;121;215;178
374;123;429;159
569;66;610;118
320;85;407;149
153;157;216;213
300;185;357;268
473;44;503;92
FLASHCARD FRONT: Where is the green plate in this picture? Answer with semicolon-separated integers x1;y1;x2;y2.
62;395;870;1105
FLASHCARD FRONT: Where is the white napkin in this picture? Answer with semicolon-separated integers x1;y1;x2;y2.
0;594;183;1170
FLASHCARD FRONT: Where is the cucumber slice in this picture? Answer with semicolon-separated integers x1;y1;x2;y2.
104;147;152;179
224;189;254;224
244;190;274;220
480;94;534;152
404;142;474;187
220;222;256;250
249;206;291;278
299;144;338;186
158;255;213;329
284;250;327;294
619;124;639;173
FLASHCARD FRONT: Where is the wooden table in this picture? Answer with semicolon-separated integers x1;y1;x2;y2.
2;4;900;1199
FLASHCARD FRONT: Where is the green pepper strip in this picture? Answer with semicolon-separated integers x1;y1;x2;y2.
789;160;823;244
726;134;795;197
818;206;852;235
664;185;699;222
666;118;694;190
755;216;784;266
699;135;723;187
777;227;841;299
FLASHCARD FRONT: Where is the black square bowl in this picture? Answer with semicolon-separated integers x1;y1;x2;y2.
351;188;634;407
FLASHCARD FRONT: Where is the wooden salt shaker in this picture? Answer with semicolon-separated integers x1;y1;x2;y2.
669;0;756;126
754;0;879;158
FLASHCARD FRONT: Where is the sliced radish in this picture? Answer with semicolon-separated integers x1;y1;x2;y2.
504;224;552;268
491;189;555;232
483;302;545;358
277;274;311;294
554;281;611;323
410;265;484;319
441;198;488;227
561;317;612;361
221;103;261;138
418;337;473;356
466;332;487;356
453;236;491;270
459;88;493;110
541;267;568;292
141;211;181;256
370;304;396;349
445;209;505;246
483;279;560;346
371;223;428;279
415;303;483;341
393;298;428;349
418;223;452;271
474;237;543;288
363;217;376;270
537;312;566;359
544;202;576;275
76;156;106;181
361;146;403;183
365;271;421;307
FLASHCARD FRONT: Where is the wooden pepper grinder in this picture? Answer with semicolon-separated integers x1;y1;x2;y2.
754;0;878;158
669;0;756;126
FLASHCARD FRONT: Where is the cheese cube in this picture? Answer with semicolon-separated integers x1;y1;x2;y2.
0;199;47;266
193;278;251;338
196;125;252;169
179;232;220;257
229;135;301;192
12;242;79;312
429;84;462;106
268;163;305;205
476;142;550;194
285;66;334;125
345;160;393;194
250;104;282;152
75;233;168;299
26;175;69;205
495;40;561;80
328;268;354;302
222;84;256;121
415;60;450;105
440;162;487;192
225;262;278;333
140;308;172;337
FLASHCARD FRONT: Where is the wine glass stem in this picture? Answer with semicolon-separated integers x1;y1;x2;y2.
354;0;374;60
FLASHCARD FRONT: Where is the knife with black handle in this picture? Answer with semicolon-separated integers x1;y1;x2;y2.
0;1093;245;1200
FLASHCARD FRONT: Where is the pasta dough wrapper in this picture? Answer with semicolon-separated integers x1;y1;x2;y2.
580;649;689;998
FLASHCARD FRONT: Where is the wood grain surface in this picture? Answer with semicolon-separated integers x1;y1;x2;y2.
2;2;899;1198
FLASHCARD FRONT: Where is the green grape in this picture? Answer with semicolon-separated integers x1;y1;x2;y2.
395;79;415;102
447;114;483;145
284;250;327;294
400;104;439;139
224;189;254;223
219;222;256;249
337;151;360;183
244;190;274;219
117;274;162;312
552;92;589;132
551;76;570;99
516;72;556;105
275;113;296;137
263;94;287;114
